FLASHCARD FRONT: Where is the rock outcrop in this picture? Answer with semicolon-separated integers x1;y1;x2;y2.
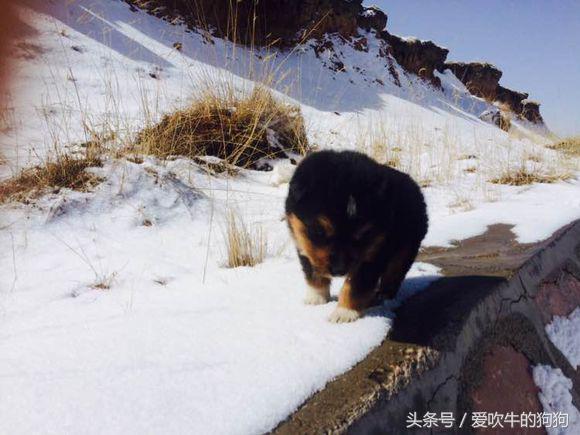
522;100;544;124
357;6;387;33
383;34;449;87
496;85;528;114
447;62;545;126
127;0;386;46
446;61;502;100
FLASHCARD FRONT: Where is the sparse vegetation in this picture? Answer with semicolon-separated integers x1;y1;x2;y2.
0;150;103;204
449;193;474;212
526;154;542;163
547;137;580;157
134;86;309;169
224;211;267;268
91;271;117;290
490;167;571;186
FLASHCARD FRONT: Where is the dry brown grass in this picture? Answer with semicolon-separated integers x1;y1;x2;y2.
547;137;580;157
224;211;267;268
0;151;103;204
490;168;571;186
134;86;308;169
91;271;118;290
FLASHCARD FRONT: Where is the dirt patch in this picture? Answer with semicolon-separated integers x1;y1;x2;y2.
419;224;546;278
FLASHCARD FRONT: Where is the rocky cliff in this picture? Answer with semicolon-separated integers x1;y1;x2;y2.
126;0;386;45
446;62;502;100
127;0;546;127
448;62;545;124
383;34;448;87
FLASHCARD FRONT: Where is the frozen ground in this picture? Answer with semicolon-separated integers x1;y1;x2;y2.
1;1;579;434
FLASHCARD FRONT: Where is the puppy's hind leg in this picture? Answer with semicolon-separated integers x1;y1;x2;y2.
298;253;330;305
378;244;419;300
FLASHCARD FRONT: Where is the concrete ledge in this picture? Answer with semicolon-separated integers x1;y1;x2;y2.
274;220;580;434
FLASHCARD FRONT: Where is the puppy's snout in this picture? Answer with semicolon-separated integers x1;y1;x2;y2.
329;252;348;276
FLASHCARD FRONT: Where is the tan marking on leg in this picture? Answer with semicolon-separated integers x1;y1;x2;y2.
337;279;375;312
287;213;330;273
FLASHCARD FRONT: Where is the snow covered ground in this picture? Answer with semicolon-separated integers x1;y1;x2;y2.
546;308;580;370
0;157;440;434
533;365;580;435
534;309;580;435
1;1;579;434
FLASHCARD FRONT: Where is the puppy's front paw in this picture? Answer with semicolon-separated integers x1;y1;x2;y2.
304;289;330;305
328;306;361;323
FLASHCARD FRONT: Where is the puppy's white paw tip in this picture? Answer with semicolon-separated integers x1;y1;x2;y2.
303;292;329;305
328;307;361;323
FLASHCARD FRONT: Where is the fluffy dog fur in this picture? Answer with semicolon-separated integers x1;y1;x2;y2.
285;150;428;323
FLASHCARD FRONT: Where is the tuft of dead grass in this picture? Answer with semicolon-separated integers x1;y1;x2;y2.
224;211;267;268
0;151;103;204
91;271;117;290
547;137;580;157
134;86;308;169
490;168;571;186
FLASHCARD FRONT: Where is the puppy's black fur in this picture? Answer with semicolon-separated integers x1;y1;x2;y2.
285;150;428;321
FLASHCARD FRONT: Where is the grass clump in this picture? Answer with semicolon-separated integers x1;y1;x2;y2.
135;86;309;169
224;211;267;268
489;168;571;186
547;137;580;157
0;152;103;204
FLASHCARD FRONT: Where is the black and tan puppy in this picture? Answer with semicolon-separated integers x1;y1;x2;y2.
285;150;428;323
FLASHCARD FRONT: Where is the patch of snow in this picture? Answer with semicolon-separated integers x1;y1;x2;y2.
533;365;580;435
546;308;580;369
0;158;440;434
361;9;378;18
424;179;580;246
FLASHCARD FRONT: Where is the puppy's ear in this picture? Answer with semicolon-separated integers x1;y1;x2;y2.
346;195;357;218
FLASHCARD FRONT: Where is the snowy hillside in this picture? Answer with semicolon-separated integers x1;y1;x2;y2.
1;1;579;434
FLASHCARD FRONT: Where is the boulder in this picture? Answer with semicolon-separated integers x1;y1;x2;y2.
357;6;387;32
